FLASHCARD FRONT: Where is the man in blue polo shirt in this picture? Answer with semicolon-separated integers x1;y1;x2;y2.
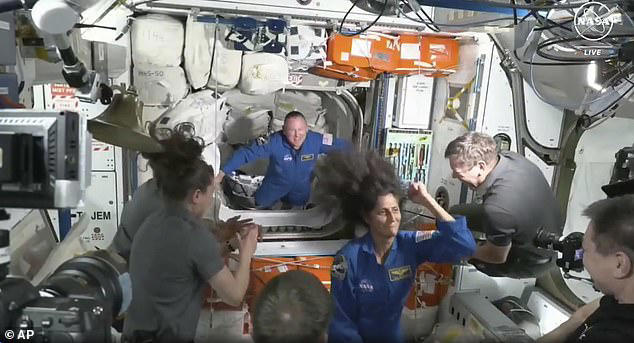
217;111;350;208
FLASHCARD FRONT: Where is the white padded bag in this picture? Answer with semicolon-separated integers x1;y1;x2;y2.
239;53;289;95
223;109;271;145
131;14;184;67
223;88;275;114
286;25;327;71
184;15;212;89
207;24;243;90
273;90;325;124
134;65;189;106
154;90;229;144
202;143;222;176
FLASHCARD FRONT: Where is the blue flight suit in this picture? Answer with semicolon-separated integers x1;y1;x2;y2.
222;130;349;208
328;216;476;343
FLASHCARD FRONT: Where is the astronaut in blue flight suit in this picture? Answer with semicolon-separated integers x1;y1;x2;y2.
314;151;476;343
218;111;350;208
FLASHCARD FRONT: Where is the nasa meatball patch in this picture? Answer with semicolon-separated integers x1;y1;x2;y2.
331;255;347;280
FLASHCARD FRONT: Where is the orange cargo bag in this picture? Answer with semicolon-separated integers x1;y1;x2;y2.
327;33;399;72
394;35;459;76
309;63;380;82
421;37;459;74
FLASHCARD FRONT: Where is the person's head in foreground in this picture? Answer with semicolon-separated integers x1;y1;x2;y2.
252;270;333;343
582;194;634;302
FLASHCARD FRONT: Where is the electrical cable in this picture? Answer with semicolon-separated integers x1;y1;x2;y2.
513;49;590;65
527;40;609;108
74;23;118;30
535;35;633;62
401;209;436;220
401;0;440;32
532;17;574;32
397;2;433;31
519;11;534;23
398;12;519;27
530;8;574;32
439;0;625;10
339;0;387;36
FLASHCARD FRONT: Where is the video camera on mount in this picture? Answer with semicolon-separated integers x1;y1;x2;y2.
0;111;91;209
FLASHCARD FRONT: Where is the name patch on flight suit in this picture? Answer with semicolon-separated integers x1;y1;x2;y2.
331;255;347;280
301;154;315;161
284;154;292;161
388;265;412;282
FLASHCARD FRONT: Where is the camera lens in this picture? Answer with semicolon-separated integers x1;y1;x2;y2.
534;229;561;249
38;250;128;318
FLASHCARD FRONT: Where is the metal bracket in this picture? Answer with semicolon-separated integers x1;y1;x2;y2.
499;48;561;165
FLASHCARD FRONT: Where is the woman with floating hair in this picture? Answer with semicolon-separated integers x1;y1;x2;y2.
109;132;251;263
315;150;476;343
123;136;259;343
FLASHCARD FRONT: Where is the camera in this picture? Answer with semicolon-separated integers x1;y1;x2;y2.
534;230;584;273
0;250;128;343
0;110;91;209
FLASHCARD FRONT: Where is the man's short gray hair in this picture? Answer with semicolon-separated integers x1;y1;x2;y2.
444;132;498;167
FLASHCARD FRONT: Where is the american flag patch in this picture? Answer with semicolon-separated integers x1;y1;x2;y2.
416;230;436;243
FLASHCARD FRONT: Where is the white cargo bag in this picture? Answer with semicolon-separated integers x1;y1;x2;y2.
273;90;325;123
223;109;271;145
239;53;289;95
131;14;184;67
202;142;222;176
286;25;327;70
184;15;212;89
207;24;243;90
153;89;229;144
134;65;189;106
223;88;275;114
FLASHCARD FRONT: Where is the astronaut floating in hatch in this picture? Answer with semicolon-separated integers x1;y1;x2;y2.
216;111;350;209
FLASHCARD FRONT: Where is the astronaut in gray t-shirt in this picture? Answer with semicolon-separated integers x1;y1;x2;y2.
122;143;259;343
445;133;561;278
109;179;162;262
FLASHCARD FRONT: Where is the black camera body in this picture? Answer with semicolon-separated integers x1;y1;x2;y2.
534;230;584;273
0;251;127;343
14;296;112;343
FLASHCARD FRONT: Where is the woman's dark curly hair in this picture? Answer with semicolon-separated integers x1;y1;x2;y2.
314;150;404;225
142;132;213;201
